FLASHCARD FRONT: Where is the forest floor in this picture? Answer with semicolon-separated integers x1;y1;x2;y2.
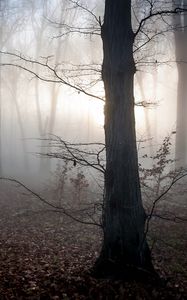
0;182;186;300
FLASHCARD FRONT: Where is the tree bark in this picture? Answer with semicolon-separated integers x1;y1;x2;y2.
93;0;153;279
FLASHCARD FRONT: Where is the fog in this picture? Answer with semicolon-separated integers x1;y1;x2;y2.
0;1;187;298
0;0;183;188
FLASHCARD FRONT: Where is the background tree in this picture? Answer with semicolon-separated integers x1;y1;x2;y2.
174;0;187;168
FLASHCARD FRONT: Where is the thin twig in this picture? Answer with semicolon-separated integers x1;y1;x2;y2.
0;177;102;227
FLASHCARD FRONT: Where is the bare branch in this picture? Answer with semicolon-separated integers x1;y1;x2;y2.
39;135;106;174
0;51;104;102
144;170;187;239
0;177;102;227
151;212;187;222
134;7;187;37
68;0;101;26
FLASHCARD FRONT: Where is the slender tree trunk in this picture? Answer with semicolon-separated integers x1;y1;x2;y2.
48;12;63;136
136;73;153;157
10;75;29;171
31;1;50;175
0;53;2;175
174;0;187;168
175;63;187;167
94;0;153;279
152;68;158;144
0;3;3;175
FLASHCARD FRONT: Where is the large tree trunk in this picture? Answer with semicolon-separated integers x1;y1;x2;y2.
94;0;153;278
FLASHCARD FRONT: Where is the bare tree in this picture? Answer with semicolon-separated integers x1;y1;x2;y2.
92;0;155;278
174;0;187;168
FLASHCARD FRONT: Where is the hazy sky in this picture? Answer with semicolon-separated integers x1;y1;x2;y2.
0;0;179;185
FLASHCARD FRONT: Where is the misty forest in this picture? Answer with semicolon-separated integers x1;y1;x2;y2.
0;0;187;299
